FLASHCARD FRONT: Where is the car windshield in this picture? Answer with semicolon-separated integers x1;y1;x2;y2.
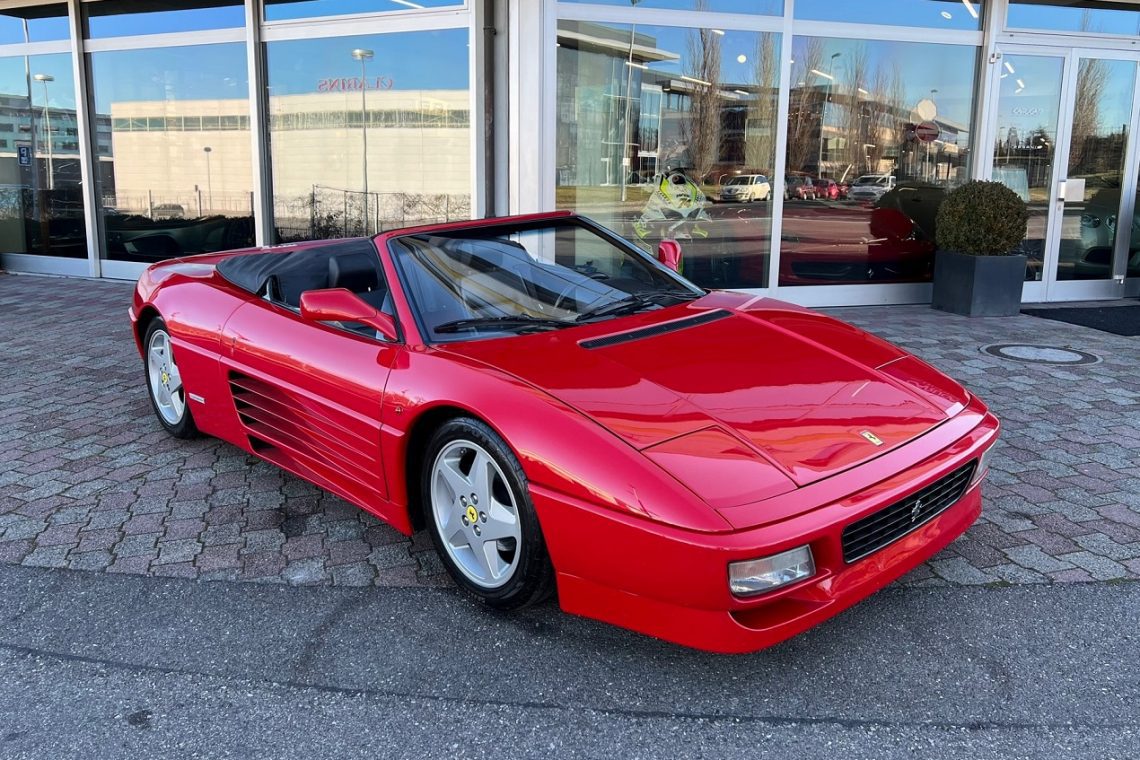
854;175;889;186
725;177;750;186
389;220;704;342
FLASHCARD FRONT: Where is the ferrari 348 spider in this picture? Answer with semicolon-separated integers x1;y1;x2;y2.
130;211;999;653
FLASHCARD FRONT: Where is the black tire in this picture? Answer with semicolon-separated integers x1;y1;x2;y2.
422;417;555;610
143;317;200;439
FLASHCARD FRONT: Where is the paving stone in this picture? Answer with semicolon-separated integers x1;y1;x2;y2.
1002;545;1075;574
22;545;72;568
155;538;203;565
1058;551;1129;581
929;558;999;585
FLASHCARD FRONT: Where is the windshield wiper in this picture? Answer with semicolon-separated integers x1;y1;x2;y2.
574;289;700;323
434;315;570;334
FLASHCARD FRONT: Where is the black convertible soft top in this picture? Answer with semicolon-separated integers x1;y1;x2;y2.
216;239;380;307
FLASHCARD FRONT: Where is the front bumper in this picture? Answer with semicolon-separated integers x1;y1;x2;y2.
534;409;998;654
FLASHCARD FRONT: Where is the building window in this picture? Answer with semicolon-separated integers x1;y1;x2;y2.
84;0;245;39
0;52;87;259
0;5;69;45
556;20;781;289
779;37;979;287
265;28;471;242
88;43;254;262
794;0;984;31
1007;1;1140;36
264;0;464;23
560;0;783;14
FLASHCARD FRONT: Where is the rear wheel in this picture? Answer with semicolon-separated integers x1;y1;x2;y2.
144;317;199;439
423;417;554;609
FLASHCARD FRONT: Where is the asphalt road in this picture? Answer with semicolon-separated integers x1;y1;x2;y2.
1;565;1137;759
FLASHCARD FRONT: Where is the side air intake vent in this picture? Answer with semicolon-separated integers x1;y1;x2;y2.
580;309;732;349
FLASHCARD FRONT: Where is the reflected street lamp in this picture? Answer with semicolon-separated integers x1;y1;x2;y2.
352;48;374;234
33;73;54;191
203;146;213;211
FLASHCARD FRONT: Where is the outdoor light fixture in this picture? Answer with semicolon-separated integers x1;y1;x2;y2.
624;60;648;70
711;28;725;36
1004;61;1015;74
809;68;834;81
941;11;952;20
390;0;424;8
681;75;712;86
961;0;979;19
729;546;816;597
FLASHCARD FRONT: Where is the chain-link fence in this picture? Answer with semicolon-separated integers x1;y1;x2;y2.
102;190;255;220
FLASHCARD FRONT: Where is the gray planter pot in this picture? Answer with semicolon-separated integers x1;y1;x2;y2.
931;250;1027;317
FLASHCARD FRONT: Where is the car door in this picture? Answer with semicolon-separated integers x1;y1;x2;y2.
220;245;401;516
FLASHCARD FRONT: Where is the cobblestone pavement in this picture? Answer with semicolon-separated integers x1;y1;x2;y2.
1;272;1139;590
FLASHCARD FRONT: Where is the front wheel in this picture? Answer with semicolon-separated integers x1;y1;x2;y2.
143;317;199;439
423;417;555;609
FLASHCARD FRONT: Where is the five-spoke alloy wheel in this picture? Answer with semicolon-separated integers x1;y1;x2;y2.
144;318;198;439
423;418;554;609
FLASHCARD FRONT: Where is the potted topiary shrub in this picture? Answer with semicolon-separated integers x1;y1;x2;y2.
931;180;1029;317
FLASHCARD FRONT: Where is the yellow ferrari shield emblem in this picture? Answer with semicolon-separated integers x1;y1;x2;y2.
860;431;884;446
465;505;479;524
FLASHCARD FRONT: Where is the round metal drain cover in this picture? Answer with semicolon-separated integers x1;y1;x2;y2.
982;343;1101;365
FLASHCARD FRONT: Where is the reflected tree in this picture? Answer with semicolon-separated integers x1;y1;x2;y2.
683;17;723;181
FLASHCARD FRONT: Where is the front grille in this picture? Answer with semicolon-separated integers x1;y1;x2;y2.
841;461;977;563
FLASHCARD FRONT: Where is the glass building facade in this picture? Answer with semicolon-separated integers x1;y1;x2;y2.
1;0;1138;305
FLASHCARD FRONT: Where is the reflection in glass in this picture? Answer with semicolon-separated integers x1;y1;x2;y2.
265;0;462;22
780;37;978;286
1057;58;1135;281
795;0;984;30
991;54;1062;282
556;21;781;289
266;29;471;242
559;0;782;13
84;0;245;38
1007;1;1140;36
0;5;69;45
0;54;88;258
89;44;254;262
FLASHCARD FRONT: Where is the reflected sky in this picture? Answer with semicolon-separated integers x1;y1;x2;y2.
265;0;462;22
560;0;782;13
1007;2;1140;35
0;53;75;108
792;37;978;127
0;8;69;44
795;0;983;30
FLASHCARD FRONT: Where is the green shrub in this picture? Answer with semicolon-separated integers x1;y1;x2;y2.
935;180;1028;256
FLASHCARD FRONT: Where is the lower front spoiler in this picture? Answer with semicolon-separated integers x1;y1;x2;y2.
551;484;982;655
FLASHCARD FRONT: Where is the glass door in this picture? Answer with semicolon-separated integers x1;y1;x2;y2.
991;46;1139;302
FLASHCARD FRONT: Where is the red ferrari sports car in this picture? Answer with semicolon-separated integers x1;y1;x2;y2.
130;211;999;653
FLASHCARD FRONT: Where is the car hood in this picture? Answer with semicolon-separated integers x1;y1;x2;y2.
443;293;967;489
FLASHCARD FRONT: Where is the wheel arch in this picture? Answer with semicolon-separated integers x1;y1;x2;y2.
402;403;491;533
134;304;162;353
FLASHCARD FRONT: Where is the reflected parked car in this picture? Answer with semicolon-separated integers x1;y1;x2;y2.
813;178;841;201
847;174;896;203
785;175;817;200
717;174;771;203
1071;188;1140;279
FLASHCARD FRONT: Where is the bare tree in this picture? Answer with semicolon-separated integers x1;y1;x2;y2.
744;32;778;173
840;45;871;177
785;37;824;174
1069;55;1108;174
683;24;723;181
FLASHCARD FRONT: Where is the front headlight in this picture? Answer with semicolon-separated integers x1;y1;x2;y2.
729;545;815;597
971;443;997;485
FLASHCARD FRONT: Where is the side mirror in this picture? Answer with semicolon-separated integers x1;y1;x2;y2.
657;239;682;272
299;288;399;342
